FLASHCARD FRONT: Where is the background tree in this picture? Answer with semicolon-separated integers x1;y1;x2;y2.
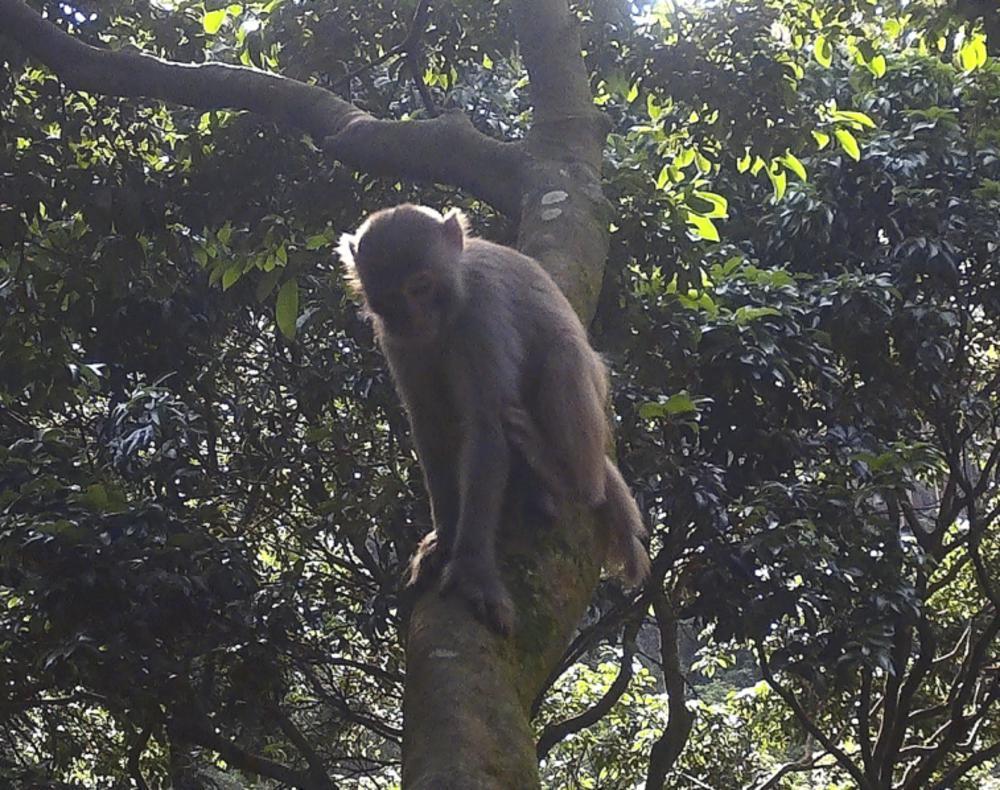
1;1;998;788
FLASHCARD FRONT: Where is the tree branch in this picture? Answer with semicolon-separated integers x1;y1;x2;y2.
0;0;524;214
171;716;315;790
645;593;695;790
126;725;152;790
928;740;1000;790
536;617;642;759
755;641;874;790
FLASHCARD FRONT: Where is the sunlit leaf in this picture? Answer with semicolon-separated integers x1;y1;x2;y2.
814;35;833;68
692;190;728;218
647;93;661;121
203;8;227;33
781;151;807;181
812;130;831;149
835;128;861;161
687;212;720;242
222;265;242;291
767;165;787;202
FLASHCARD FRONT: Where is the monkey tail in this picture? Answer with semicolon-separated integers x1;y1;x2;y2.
599;457;651;587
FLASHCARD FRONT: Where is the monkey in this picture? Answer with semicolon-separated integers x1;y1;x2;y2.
338;204;650;634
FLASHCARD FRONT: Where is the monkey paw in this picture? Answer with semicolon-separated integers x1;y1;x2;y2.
524;486;559;524
440;558;515;636
407;531;447;589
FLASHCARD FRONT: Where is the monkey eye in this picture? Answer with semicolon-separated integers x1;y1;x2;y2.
405;273;435;299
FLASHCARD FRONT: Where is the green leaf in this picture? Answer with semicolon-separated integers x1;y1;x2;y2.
734;306;781;325
781;151;807;181
835;128;861;161
959;37;988;72
626;83;639;103
646;93;661;121
639;392;698;419
869;54;887;78
305;234;331;250
736;149;752;172
222;265;242;291
276;278;299;340
767;166;787;202
203;8;227;34
255;268;282;302
814;35;833;68
655;164;670;190
482;52;493;70
82;484;109;510
812;130;831;149
692;190;728;218
686;212;720;242
832;109;876;129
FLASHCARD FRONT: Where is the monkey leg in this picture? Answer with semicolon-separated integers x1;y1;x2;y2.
533;346;610;504
502;404;566;520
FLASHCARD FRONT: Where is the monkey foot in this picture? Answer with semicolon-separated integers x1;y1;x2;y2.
525;487;559;524
407;530;447;589
440;559;515;635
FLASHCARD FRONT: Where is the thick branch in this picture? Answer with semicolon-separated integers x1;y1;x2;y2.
511;0;609;165
510;0;612;317
0;0;524;214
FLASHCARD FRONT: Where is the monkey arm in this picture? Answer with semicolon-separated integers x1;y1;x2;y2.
452;415;511;566
409;416;459;541
437;344;518;632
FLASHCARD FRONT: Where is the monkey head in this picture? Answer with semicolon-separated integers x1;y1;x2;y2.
339;204;469;344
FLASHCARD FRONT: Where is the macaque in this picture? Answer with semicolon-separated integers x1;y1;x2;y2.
339;204;649;634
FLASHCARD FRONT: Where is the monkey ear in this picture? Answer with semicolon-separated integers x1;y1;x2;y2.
441;208;469;252
337;232;364;296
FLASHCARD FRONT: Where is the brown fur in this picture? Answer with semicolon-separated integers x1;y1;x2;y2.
339;204;650;633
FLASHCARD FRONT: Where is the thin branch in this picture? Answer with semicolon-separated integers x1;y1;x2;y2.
332;0;431;90
755;641;874;790
126;725;152;790
0;0;523;213
536;617;642;759
273;707;334;790
170;716;313;789
927;740;1000;790
645;593;695;790
753;751;836;790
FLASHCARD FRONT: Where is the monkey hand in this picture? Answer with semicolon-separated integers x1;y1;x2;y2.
440;556;515;636
407;530;448;589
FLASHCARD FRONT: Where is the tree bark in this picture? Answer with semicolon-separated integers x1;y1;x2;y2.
0;2;619;786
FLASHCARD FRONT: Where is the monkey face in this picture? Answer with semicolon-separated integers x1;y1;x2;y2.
340;204;467;345
364;267;456;343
